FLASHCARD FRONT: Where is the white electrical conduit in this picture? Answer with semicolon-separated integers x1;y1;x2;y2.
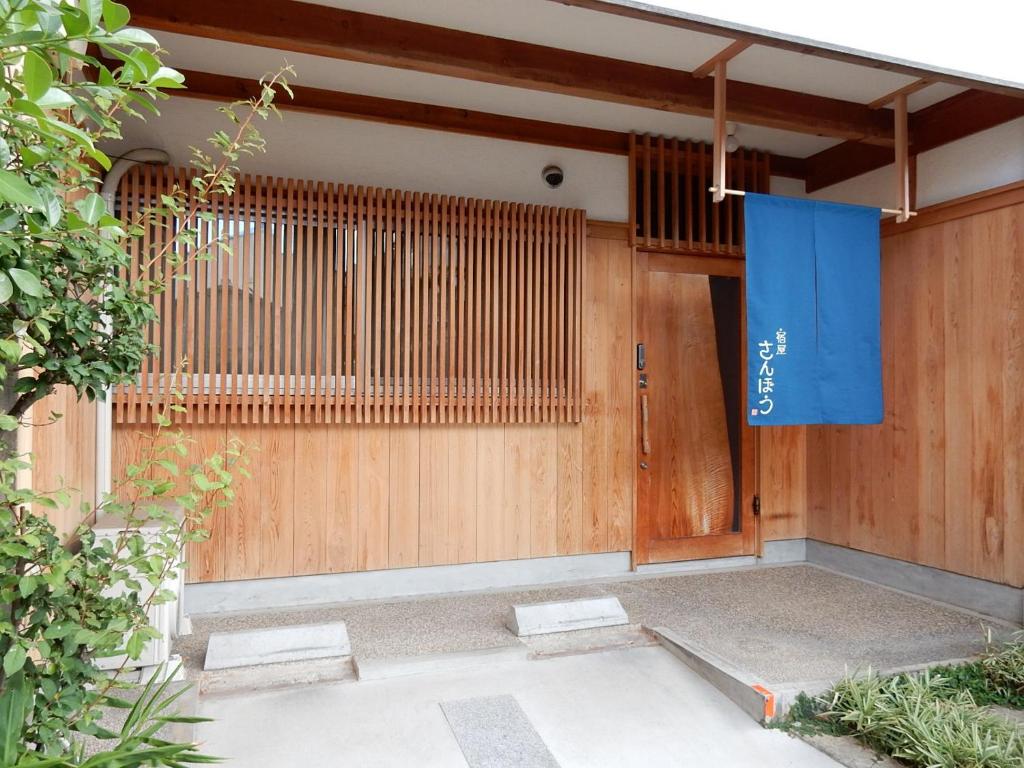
95;149;170;505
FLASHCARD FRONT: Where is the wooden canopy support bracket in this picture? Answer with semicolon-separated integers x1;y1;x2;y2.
692;40;752;79
708;59;915;221
712;60;727;204
893;93;915;223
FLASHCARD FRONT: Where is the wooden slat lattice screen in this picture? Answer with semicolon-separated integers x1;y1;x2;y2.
115;167;584;425
629;134;772;255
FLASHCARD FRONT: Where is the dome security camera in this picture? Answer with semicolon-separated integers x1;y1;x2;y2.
542;165;564;188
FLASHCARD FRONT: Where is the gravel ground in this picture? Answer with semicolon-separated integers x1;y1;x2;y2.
176;564;998;684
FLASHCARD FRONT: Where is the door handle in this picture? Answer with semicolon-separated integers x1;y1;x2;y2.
640;393;651;456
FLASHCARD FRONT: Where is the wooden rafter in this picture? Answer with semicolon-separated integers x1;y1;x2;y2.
692;40;751;78
805;89;1024;191
118;63;809;178
125;0;894;142
867;77;935;110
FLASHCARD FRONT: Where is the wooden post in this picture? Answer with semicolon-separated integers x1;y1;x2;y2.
894;92;910;223
712;60;727;203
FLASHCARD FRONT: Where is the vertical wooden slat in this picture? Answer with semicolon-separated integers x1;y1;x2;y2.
173;167;190;421
159;170;174;421
516;204;526;423
500;202;510;422
402;191;413;423
526;205;536;424
643;134;652;248
430;194;441;423
491;201;502;423
356;186;368;423
671;137;680;249
736;149;747;254
345;185;356;423
298;178;311;422
725;152;735;252
272;178;285;423
657;135;666;248
557;207;566;421
575;209;584;422
218;182;230;425
230;176;242;423
142;166;155;424
317;182;329;422
414;192;425;424
685;141;694;250
473;198;483;424
382;188;394;423
481;200;492;423
441;194;452;423
543;206;552;423
257;176;269;424
627;132;637;246
456;197;467;423
699;142;708;247
280;179;294;423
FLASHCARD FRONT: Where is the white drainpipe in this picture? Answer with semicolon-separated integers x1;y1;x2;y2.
95;149;170;505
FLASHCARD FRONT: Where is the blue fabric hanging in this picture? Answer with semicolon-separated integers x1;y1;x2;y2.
744;193;882;426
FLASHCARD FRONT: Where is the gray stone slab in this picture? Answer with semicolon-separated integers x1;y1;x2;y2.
204;621;350;670
506;596;628;636
441;694;559;768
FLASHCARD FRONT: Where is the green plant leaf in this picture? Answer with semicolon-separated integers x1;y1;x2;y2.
22;50;54;101
36;86;76;110
9;268;43;297
81;0;104;25
0;169;41;208
0;673;29;766
77;192;106;225
0;272;11;303
2;645;27;676
102;0;131;32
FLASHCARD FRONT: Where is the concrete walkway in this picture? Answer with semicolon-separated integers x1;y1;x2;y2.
197;645;839;767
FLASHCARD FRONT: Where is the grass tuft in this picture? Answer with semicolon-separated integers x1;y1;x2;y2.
777;632;1024;768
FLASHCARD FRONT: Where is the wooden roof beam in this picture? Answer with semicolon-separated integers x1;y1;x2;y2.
805;89;1024;192
125;0;893;143
149;65;809;178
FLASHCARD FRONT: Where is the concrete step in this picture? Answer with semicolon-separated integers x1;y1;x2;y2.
506;596;628;637
200;655;356;695
204;621;351;671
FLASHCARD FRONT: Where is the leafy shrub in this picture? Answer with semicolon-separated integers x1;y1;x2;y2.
824;670;1023;768
979;631;1024;706
0;0;290;763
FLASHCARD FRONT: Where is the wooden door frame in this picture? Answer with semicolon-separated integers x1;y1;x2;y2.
631;250;757;566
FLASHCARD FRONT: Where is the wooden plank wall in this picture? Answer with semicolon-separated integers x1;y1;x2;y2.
113;227;633;582
21;387;97;538
805;182;1024;588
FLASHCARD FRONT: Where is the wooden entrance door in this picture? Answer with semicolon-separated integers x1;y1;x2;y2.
634;253;755;564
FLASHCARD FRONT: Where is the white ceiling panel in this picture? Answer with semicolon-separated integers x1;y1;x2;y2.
725;45;915;104
155;32;838;157
307;0;736;73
